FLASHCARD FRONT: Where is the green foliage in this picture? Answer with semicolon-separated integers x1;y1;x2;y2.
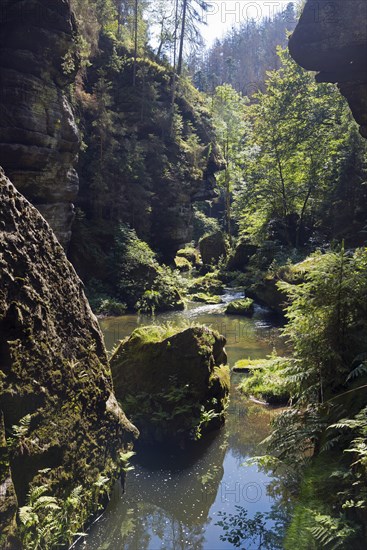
18;475;112;549
112;225;185;313
279;248;367;404
260;247;367;545
238;357;291;404
233;48;367;247
209;84;249;235
192;207;221;242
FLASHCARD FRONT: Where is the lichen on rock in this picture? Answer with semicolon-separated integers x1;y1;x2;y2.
0;169;138;545
111;325;230;446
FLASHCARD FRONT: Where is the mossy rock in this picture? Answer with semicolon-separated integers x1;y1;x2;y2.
237;357;291;405
199;231;228;266
188;273;225;296
176;247;202;267
111;325;230;445
232;359;267;373
225;298;255;317
174;256;192;272
0;172;138;546
192;293;223;305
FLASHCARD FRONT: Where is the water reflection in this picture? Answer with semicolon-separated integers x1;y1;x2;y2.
79;293;285;549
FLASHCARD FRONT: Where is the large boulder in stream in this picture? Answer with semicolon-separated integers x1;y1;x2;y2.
111;325;230;446
0;170;138;547
199;231;228;266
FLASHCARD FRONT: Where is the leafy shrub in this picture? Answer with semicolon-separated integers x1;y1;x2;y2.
192;208;221;242
112;225;185;312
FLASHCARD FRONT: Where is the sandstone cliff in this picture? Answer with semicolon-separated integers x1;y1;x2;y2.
0;0;80;248
289;0;367;138
0;169;138;546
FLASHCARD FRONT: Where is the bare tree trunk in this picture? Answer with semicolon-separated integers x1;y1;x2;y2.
133;0;138;86
177;0;188;76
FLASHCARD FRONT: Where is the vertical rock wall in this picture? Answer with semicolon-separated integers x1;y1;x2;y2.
0;0;80;248
0;168;138;545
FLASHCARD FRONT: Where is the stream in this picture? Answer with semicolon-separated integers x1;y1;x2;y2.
79;290;286;549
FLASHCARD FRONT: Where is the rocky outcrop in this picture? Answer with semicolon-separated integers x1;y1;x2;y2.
227;239;258;271
199;231;228;266
0;0;80;248
289;0;367;138
70;47;225;280
111;326;229;445
0;169;138;545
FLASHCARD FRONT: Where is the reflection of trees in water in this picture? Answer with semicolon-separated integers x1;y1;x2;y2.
82;492;209;549
215;469;293;549
226;382;279;460
80;432;227;549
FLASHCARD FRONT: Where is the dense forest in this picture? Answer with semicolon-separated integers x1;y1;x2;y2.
0;0;367;548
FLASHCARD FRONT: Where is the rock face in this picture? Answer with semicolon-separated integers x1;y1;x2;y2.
70;48;224;280
227;239;258;271
111;326;229;445
0;0;80;248
0;170;138;545
289;0;367;138
199;231;228;266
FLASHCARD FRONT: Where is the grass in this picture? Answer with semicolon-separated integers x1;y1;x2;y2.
233;358;268;371
237;357;291;405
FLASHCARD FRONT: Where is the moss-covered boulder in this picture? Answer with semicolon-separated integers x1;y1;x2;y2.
111;325;230;445
226;298;255;317
227;239;258;271
199;231;228;266
176;247;202;268
188;272;225;296
192;293;224;305
0;171;138;546
174;256;192;272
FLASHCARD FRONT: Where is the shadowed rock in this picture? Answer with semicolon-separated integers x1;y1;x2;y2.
0;169;138;544
289;0;367;138
111;325;229;446
0;0;81;247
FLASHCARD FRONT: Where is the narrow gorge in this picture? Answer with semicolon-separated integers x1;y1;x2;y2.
1;0;367;548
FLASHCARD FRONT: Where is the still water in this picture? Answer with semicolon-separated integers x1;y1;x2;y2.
79;291;286;550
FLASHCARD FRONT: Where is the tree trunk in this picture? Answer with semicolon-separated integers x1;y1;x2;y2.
177;0;188;76
133;0;139;86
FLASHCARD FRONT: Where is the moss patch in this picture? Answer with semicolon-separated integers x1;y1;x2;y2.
226;298;254;316
192;293;224;305
237;357;291;405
